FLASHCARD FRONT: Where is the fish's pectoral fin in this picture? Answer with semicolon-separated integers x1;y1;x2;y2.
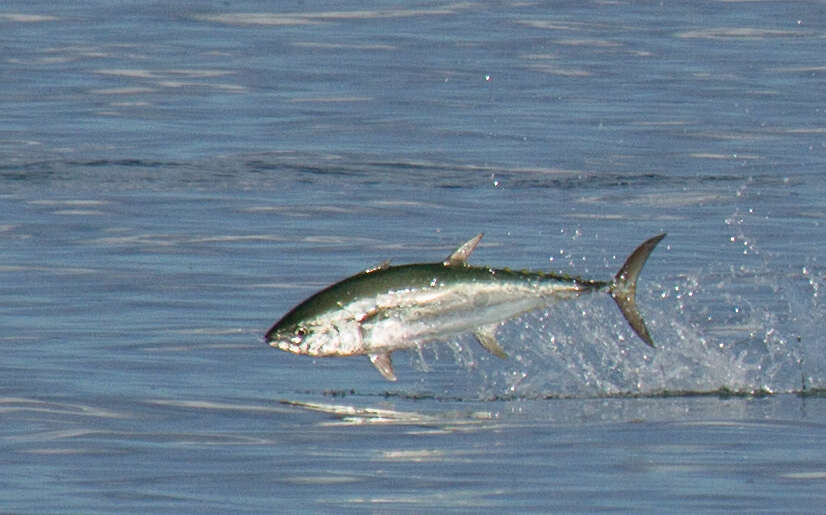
368;352;397;381
444;233;484;266
473;324;508;359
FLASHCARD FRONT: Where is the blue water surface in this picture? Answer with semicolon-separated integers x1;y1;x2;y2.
2;1;826;513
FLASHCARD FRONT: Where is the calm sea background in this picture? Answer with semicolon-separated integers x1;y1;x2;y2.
3;1;826;513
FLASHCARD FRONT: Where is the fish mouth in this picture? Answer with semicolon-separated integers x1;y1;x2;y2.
264;329;307;354
267;338;302;354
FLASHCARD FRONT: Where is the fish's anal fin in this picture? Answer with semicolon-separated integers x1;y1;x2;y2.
473;324;508;359
444;233;484;266
368;352;397;381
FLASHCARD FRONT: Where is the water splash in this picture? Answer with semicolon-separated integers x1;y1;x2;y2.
402;224;823;401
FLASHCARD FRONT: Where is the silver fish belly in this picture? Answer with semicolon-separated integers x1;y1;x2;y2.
265;232;665;381
360;278;584;351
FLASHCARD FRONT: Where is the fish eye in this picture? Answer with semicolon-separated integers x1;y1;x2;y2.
288;326;309;345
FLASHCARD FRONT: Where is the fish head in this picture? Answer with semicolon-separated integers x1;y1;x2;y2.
266;279;376;357
265;321;311;353
265;313;364;357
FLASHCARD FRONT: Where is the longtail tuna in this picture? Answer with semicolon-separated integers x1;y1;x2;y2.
265;233;666;381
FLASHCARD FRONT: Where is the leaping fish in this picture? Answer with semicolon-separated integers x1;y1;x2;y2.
265;233;666;381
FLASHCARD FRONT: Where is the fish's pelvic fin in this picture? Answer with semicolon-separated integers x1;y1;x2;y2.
473;324;508;359
444;233;483;266
609;233;666;348
369;352;397;381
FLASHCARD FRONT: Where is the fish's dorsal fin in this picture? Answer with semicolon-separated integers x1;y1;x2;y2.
369;352;397;381
364;260;391;274
473;324;508;359
444;233;483;266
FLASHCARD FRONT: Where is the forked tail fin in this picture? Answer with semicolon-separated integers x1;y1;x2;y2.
609;233;666;347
